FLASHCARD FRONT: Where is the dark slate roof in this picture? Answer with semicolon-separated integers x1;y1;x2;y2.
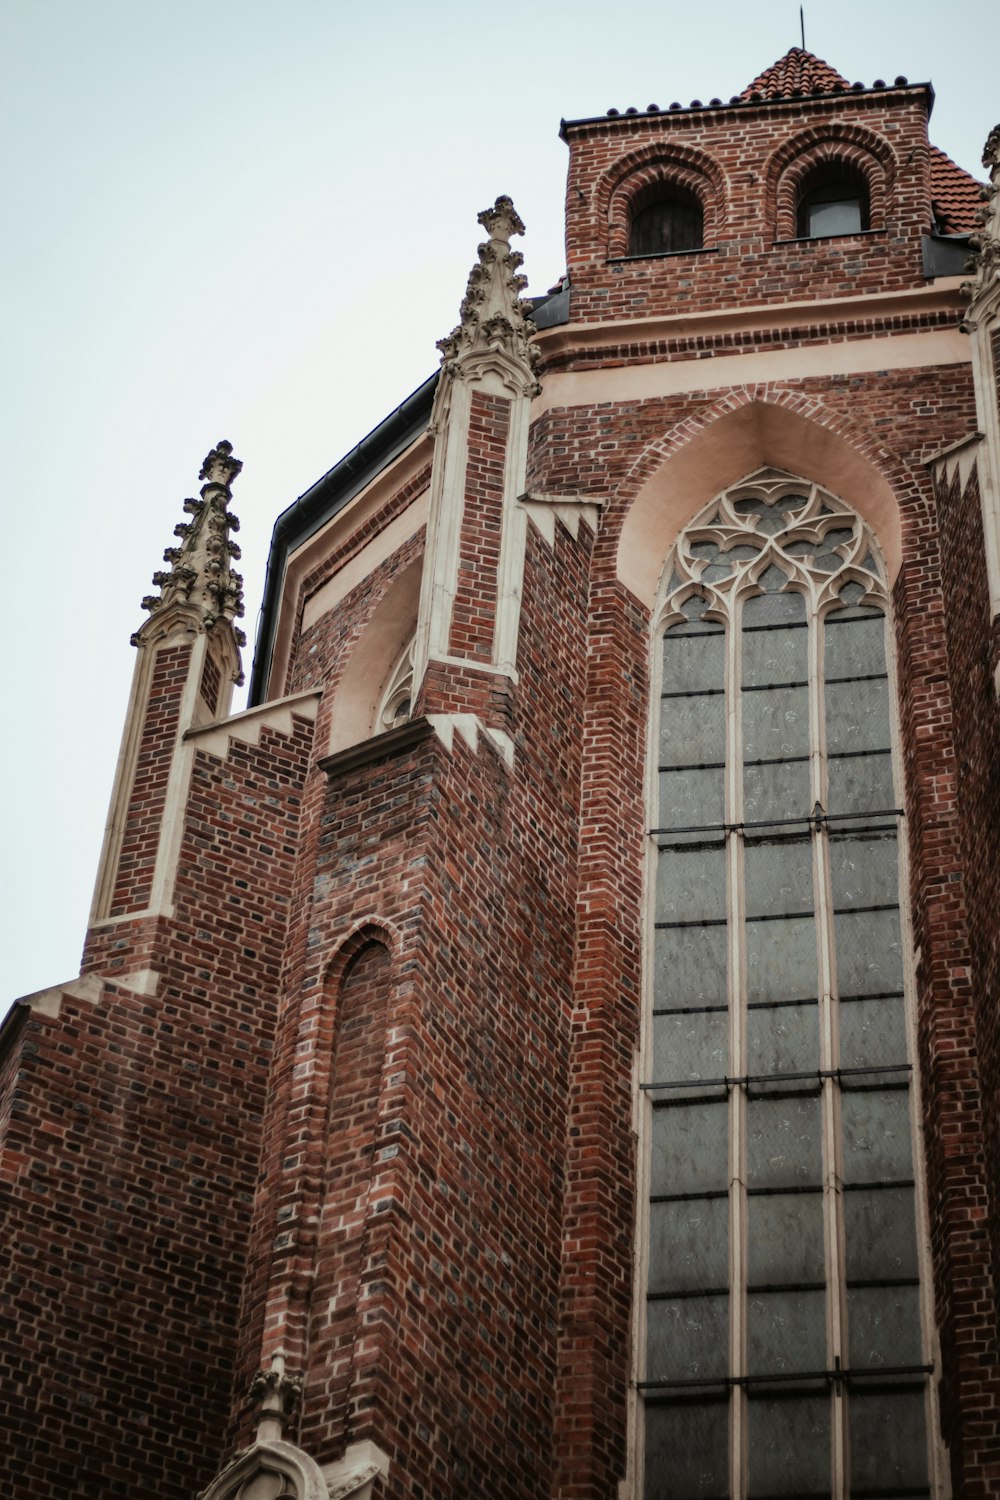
930;146;983;233
741;47;851;100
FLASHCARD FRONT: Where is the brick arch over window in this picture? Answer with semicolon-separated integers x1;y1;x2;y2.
297;928;397;1458
601;143;725;259
614;394;911;607
767;125;897;240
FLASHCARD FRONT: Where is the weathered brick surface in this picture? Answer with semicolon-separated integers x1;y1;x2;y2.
448;391;510;661
0;713;314;1499
109;641;191;916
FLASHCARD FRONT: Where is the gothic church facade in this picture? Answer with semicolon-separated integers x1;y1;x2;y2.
4;47;1000;1500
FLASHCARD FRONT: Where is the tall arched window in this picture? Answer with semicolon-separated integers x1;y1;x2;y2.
642;470;932;1497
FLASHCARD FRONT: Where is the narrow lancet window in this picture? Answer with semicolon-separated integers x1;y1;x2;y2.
642;470;930;1498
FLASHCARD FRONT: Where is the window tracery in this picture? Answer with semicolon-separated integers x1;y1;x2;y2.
642;469;931;1498
376;636;415;734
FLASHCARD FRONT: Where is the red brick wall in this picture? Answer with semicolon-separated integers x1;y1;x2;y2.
231;513;592;1495
564;89;935;324
109;641;191;916
448;391;509;661
0;711;315;1500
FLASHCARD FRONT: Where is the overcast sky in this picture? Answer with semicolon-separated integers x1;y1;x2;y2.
3;0;998;1007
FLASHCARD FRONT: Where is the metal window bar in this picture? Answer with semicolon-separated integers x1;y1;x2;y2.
642;1064;911;1093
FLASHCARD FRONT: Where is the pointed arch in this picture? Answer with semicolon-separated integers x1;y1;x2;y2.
327;558;422;752
615;393;910;606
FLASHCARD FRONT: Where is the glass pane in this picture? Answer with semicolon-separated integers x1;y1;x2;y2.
743;626;807;689
829;830;899;909
644;1400;729;1500
827;751;895;815
648;1196;728;1293
653;1009;728;1086
825;613;886;679
656;842;727;923
747;1191;824;1284
834;907;903;995
748;1392;830;1496
646;1292;728;1380
650;1100;729;1196
742;685;809;764
839;995;907;1070
746;915;817;1004
849;1385;928;1493
660;766;725;829
743;758;811;824
662;628;725;694
747;1094;822;1188
744;836;813;919
748;1002;819;1078
848;1284;922;1370
748;1287;826;1375
841;1089;914;1184
844;1186;919;1281
826;677;890;754
660;690;726;766
655;925;727;1009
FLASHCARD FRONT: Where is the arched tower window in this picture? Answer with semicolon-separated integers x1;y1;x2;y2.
797;163;870;237
641;470;931;1497
629;185;704;256
376;634;415;733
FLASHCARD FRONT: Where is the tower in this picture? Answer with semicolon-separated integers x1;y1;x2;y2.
4;46;1000;1500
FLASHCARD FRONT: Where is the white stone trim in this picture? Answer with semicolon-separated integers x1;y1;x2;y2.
520;491;603;548
923;431;984;494
321;1441;391;1500
14;973;104;1018
425;712;514;770
185;688;322;758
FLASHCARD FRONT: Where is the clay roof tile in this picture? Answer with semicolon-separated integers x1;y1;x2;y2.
740;47;851;101
929;146;984;234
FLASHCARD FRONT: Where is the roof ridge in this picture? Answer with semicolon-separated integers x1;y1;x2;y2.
741;46;851;102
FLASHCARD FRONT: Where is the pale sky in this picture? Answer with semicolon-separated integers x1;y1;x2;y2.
3;0;997;1006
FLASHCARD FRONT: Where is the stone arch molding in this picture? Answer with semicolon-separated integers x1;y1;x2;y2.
327;556;422;753
615;395;906;608
766;122;898;239
599;140;727;257
200;1440;387;1500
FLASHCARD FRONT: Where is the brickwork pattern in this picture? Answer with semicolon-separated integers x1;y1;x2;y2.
564;90;934;324
109;641;191;916
0;712;315;1500
447;391;510;661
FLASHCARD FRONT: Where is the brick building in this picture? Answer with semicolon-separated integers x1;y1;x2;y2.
4;45;1000;1500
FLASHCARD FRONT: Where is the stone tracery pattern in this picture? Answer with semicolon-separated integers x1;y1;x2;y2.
662;467;887;623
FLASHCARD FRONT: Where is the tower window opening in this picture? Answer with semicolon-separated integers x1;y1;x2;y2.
796;165;869;237
629;187;704;256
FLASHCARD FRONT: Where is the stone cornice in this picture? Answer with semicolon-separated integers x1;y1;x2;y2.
532;280;968;370
317;716;434;780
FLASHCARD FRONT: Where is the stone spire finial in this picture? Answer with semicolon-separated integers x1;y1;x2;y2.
435;195;540;393
135;439;246;648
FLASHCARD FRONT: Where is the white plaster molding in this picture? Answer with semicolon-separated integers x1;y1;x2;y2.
116;968;161;997
185;688;322;758
15;973;104;1019
520;491;603;548
923;432;985;494
425;713;515;770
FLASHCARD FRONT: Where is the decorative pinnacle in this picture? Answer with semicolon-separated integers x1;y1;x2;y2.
435;195;540;392
967;125;1000;292
133;439;246;654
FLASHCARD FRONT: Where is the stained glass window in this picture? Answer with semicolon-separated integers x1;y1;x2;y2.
642;470;932;1498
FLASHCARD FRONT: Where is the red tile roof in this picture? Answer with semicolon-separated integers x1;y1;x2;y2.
929;146;983;234
741;47;850;101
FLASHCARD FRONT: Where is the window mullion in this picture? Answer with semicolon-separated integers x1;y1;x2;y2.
810;594;849;1499
728;598;749;1500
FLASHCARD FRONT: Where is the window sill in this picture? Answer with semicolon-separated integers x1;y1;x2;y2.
772;229;886;246
608;246;720;265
